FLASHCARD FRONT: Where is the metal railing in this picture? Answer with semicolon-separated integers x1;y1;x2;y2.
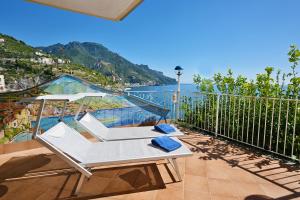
2;89;299;162
179;92;300;161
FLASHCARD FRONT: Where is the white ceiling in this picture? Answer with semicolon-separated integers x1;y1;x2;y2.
27;0;143;21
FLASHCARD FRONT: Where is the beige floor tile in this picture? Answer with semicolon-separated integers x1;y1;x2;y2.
208;178;237;197
185;160;207;177
232;181;265;198
155;186;183;200
123;190;157;200
184;191;211;200
211;195;238;200
1;132;300;200
184;174;209;194
206;166;231;180
259;183;292;198
226;168;258;184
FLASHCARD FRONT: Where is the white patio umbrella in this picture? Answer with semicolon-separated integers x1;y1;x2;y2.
27;0;143;21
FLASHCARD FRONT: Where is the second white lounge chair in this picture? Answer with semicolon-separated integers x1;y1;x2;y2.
36;122;192;195
76;112;184;141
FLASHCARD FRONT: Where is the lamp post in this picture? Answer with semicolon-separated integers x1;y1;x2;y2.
174;66;183;121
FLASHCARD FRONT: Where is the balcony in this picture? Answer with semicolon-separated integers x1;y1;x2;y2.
0;90;299;199
0;127;299;199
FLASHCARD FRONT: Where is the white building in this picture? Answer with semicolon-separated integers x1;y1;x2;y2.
35;51;44;56
0;38;5;43
30;58;38;63
0;75;6;92
38;57;55;65
57;59;65;64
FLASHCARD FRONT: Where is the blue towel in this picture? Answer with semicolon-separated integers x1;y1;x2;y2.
151;136;182;152
154;124;176;134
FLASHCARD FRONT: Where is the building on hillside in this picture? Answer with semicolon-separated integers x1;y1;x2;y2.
112;74;116;82
35;51;44;56
0;38;5;43
30;57;55;65
38;57;55;65
0;75;6;92
0;58;16;65
57;59;66;64
29;58;38;63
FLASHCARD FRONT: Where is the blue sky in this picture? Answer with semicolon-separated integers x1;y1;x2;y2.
1;0;300;83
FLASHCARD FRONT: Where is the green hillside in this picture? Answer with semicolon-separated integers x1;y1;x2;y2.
0;33;110;90
39;42;176;85
0;34;35;58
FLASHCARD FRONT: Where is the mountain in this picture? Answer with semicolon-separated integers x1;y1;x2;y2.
0;33;110;91
39;42;176;85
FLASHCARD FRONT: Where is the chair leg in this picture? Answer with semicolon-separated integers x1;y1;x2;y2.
156;116;163;125
164;117;168;124
74;173;85;195
167;158;174;168
170;158;182;181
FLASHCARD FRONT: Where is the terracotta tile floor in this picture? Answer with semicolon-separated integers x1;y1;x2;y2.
0;129;300;200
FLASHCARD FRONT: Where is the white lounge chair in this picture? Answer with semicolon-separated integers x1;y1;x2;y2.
36;122;192;195
76;112;184;141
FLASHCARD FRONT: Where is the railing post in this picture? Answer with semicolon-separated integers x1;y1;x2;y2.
215;94;220;137
172;92;178;122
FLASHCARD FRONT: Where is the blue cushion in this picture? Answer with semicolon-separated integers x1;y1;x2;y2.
154;124;176;134
151;136;182;152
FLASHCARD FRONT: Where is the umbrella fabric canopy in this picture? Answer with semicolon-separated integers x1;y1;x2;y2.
27;0;143;21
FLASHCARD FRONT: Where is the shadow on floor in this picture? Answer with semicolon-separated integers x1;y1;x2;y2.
179;127;300;200
0;154;166;200
244;194;274;200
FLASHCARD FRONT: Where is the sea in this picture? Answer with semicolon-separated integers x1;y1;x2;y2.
130;83;198;96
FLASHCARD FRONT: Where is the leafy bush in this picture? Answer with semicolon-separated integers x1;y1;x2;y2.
181;45;300;159
193;45;300;99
